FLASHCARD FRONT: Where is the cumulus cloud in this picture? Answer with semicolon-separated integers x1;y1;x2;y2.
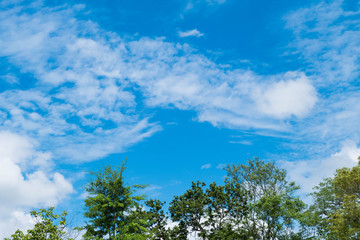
178;29;204;38
0;131;73;238
256;73;317;118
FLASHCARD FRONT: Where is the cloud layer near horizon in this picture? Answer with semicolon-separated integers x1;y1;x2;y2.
0;131;73;237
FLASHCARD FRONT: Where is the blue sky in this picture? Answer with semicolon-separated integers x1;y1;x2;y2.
1;0;360;236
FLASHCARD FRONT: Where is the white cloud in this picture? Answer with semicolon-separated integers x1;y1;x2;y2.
216;163;226;169
281;140;360;195
185;0;227;11
140;184;163;198
285;0;360;85
0;1;319;166
256;73;317;118
127;38;315;129
6;1;360;178
280;0;360;159
0;131;73;239
229;140;253;145
201;163;212;169
0;0;359;235
178;29;204;38
0;3;161;162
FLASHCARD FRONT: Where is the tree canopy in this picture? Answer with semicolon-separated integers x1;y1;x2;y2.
306;159;360;239
5;208;73;240
224;158;305;239
83;160;148;240
6;157;360;240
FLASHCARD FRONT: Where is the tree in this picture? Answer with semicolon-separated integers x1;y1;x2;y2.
306;159;360;239
169;181;208;238
145;199;170;240
169;180;249;239
204;181;249;239
83;160;148;239
225;157;305;239
168;220;188;240
5;207;73;240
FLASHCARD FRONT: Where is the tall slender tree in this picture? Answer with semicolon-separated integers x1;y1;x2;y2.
83;160;148;239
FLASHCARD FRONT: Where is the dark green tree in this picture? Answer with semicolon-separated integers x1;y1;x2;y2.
225;157;305;239
204;182;249;239
169;181;249;239
145;199;170;240
169;181;208;238
168;220;188;240
83;160;148;239
5;207;74;240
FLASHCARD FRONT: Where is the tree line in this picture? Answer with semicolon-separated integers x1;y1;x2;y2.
6;157;360;239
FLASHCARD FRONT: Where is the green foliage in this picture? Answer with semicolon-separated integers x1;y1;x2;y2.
169;220;188;240
11;156;360;240
169;180;249;239
204;181;249;239
83;159;148;239
306;159;360;239
225;157;306;239
145;199;170;240
169;181;208;237
5;207;72;240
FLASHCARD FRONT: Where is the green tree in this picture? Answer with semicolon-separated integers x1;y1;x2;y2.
83;160;148;240
169;181;248;239
225;157;305;239
168;220;188;240
306;159;360;239
204;181;249;239
5;207;73;240
169;181;208;238
145;199;170;240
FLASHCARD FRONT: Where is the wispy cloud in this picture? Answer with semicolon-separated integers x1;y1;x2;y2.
229;140;253;145
0;0;319;165
275;0;360;193
201;163;212;169
185;0;227;11
285;0;360;86
0;3;161;162
140;184;163;198
216;163;226;169
282;0;360;154
2;2;360;235
178;29;204;38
